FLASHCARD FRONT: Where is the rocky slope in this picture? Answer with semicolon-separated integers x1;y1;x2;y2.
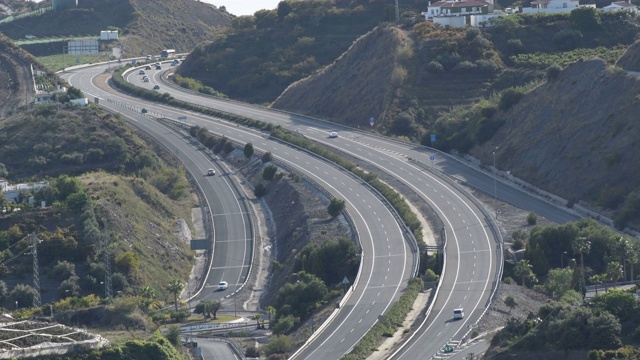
272;25;410;127
472;59;640;206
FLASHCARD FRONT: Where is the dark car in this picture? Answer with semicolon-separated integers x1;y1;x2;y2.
145;65;152;70
153;84;160;90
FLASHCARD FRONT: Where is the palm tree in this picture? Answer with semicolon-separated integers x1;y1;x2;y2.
265;306;276;329
589;274;604;296
606;261;623;285
572;236;590;296
167;279;184;312
514;259;535;287
252;314;263;329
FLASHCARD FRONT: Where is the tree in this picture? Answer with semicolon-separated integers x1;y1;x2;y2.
52;260;76;280
266;306;276;329
544;268;573;298
0;281;7;302
263;165;278;181
605;261;623;284
261;151;272;163
570;7;601;32
514;259;536;287
164;325;181;347
243;143;254;159
504;295;517;313
167;279;184;312
66;86;84;100
252;314;263;329
59;275;80;298
11;284;36;308
327;198;346;218
573;236;591;296
264;335;293;356
589;274;606;296
592;289;637;320
277;1;292;20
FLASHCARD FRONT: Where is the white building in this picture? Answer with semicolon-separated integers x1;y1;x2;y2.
423;0;493;27
0;179;50;203
602;0;638;13
521;0;580;13
99;30;118;41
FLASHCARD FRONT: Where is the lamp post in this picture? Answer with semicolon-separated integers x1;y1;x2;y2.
492;148;498;213
561;251;567;268
15;301;18;310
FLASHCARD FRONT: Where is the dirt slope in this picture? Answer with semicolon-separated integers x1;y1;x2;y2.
472;59;640;203
271;25;410;127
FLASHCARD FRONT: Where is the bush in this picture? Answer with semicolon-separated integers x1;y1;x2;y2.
499;88;525;111
246;346;261;357
272;315;297;335
546;64;563;81
262;151;273;163
426;60;444;73
264;335;293;356
552;29;583;51
453;61;477;73
327;198;346;218
255;183;268;197
527;212;538;225
263;165;278;181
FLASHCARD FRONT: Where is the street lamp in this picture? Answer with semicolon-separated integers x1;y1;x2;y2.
561;251;567;268
492;147;498;212
15;301;18;310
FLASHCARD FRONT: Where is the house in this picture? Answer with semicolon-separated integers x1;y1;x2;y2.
0;179;50;203
603;0;638;13
423;0;493;27
522;0;580;13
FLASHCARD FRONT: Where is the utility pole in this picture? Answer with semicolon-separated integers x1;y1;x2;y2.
30;233;42;308
103;229;113;299
395;0;400;22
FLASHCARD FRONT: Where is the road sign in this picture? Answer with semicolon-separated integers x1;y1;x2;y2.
369;117;375;127
429;155;435;161
342;276;350;285
431;134;436;142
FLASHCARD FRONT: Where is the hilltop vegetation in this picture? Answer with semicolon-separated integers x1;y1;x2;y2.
0;0;232;58
196;4;640;228
0;104;193;306
176;0;427;103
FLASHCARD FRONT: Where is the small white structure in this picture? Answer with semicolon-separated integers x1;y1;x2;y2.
0;179;50;203
70;98;88;106
470;13;505;26
522;0;579;13
99;30;118;41
603;0;638;13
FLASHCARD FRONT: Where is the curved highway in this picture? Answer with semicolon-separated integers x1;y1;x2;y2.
62;63;418;360
140;65;581;358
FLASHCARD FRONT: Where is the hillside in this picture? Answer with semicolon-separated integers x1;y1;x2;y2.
472;59;640;223
0;105;194;304
0;0;232;57
272;26;410;127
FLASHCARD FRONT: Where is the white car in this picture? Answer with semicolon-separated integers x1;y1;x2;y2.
218;281;228;290
207;169;216;176
453;308;464;320
329;132;338;138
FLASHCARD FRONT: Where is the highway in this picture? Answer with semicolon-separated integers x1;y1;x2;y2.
62;63;418;360
60;67;253;309
65;59;583;359
125;64;504;358
147;64;583;358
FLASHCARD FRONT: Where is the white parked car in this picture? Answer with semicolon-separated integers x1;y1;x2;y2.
329;131;338;138
207;169;216;176
218;281;228;290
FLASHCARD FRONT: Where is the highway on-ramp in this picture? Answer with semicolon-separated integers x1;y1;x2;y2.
63;63;418;360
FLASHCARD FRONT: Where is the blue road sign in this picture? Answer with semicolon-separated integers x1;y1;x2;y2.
430;134;436;142
369;117;375;124
430;155;435;161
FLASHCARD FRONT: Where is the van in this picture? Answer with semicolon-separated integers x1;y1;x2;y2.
505;7;514;13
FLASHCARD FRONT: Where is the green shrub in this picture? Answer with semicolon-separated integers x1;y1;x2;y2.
254;183;268;197
499;88;525;111
545;64;563;80
527;212;538;225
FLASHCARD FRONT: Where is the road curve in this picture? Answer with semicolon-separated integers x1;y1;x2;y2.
63;63;418;360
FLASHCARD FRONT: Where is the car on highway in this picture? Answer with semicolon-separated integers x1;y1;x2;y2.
143;77;149;83
218;281;228;290
155;65;161;70
207;169;216;176
153;84;160;90
329;131;338;138
138;70;145;75
145;65;152;70
453;308;464;320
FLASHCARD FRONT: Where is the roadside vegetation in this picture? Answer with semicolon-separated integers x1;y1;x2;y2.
493;218;640;357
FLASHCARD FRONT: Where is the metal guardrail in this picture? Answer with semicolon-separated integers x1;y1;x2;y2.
408;157;504;358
